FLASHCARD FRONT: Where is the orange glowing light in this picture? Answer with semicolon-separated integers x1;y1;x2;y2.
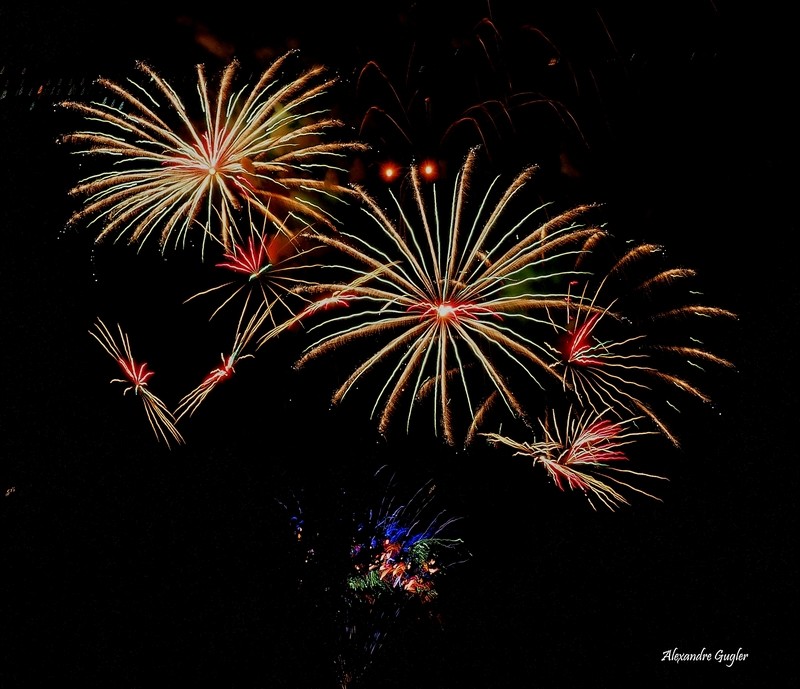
380;161;400;182
420;159;438;181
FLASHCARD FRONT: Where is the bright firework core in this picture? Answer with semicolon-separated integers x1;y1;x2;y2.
408;300;488;323
437;302;456;320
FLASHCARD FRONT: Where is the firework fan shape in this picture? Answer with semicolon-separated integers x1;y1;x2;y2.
542;241;737;448
58;50;367;254
90;318;184;448
292;147;605;446
484;406;667;510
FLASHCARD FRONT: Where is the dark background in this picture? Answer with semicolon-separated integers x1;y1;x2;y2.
1;2;796;687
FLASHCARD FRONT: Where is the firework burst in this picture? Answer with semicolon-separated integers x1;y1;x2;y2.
59;50;367;254
293;147;606;446
174;214;328;425
90;318;184;448
347;477;465;605
277;470;468;689
484;406;666;510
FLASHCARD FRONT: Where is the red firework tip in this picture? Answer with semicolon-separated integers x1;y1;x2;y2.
116;357;154;390
201;360;235;387
565;418;629;464
559;313;604;366
216;234;272;277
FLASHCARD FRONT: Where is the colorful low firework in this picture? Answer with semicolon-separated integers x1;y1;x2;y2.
293;147;605;445
59;50;367;254
89;318;184;448
347;481;466;605
339;474;468;688
277;471;468;688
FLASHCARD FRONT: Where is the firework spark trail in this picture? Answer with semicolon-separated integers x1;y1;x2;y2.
173;303;268;422
293;147;606;446
58;51;367;255
352;7;588;180
484;406;666;510
90;318;184;448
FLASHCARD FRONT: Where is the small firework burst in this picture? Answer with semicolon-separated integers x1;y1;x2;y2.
59;50;367;254
293;147;605;446
275;473;468;689
90;318;184;448
484;406;666;510
185;211;324;337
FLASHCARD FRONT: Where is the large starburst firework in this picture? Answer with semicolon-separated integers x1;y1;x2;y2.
59;50;367;254
292;147;606;446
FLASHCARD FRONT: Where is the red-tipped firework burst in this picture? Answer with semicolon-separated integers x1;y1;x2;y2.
484;406;666;510
185;213;324;337
546;279;652;415
59;51;367;254
90;318;184;448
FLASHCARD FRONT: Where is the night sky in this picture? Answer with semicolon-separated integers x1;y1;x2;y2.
1;2;797;687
